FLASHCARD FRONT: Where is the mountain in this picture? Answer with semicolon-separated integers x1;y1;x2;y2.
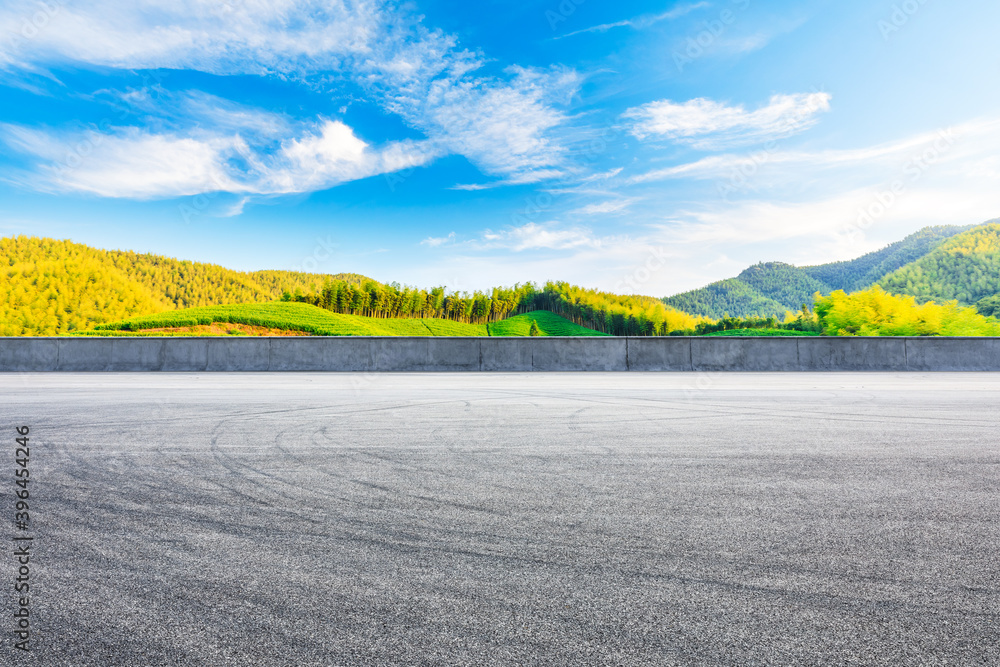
661;278;790;321
1;236;698;337
5;222;1000;336
663;223;981;318
802;224;981;293
879;223;1000;306
0;236;375;335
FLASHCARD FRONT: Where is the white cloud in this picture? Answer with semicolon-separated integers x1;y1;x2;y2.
480;223;607;252
573;199;635;216
0;0;378;75
409;66;580;180
555;2;710;40
1;119;439;198
580;167;624;183
421;232;457;247
0;1;579;189
617;116;1000;293
627;121;975;185
623;92;832;148
3;124;241;198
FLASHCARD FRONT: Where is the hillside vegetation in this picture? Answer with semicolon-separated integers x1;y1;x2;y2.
663;224;979;318
487;311;609;336
2;236;681;336
534;282;707;335
0;236;372;335
7;228;1000;337
815;286;1000;336
79;303;607;337
878;224;1000;305
703;328;820;337
658;278;789;321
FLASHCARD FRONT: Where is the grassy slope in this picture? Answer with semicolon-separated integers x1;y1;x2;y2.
77;304;607;337
0;235;376;334
486;311;609;336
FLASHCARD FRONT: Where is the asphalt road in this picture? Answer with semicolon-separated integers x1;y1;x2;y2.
2;373;999;666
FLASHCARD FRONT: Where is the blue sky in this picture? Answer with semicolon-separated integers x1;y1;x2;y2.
2;0;1000;296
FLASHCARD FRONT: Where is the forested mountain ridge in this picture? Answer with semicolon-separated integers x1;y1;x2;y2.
4;223;1000;336
879;223;1000;306
802;224;980;292
659;277;790;320
1;236;375;335
663;223;984;318
1;236;704;336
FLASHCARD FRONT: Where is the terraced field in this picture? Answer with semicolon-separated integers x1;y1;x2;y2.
486;311;609;336
75;303;607;337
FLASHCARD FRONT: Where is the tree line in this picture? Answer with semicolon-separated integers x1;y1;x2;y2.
283;282;538;324
285;280;708;336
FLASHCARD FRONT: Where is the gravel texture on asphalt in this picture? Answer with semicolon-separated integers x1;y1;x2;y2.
2;372;999;666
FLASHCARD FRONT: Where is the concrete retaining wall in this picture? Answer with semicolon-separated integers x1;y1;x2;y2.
3;336;1000;371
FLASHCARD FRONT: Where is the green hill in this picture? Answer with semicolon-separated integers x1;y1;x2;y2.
74;303;607;337
662;223;981;318
1;236;705;337
663;278;790;320
803;224;979;292
487;310;609;336
877;223;1000;306
738;263;830;311
0;236;375;335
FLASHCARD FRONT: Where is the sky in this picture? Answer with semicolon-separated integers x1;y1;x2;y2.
2;0;1000;297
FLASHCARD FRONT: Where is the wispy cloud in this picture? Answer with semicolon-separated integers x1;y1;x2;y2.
627;121;979;185
623;92;832;149
421;232;457;247
555;2;710;40
481;223;604;251
621;116;1000;291
0;0;378;75
0;0;579;193
1;118;439;198
572;199;636;216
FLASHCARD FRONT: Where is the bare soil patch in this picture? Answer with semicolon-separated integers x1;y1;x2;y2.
141;323;313;336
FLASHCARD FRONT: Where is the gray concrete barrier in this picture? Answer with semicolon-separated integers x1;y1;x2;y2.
2;336;1000;371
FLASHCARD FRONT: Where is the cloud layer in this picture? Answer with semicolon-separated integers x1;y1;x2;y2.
624;92;832;148
1;0;579;195
2;117;438;198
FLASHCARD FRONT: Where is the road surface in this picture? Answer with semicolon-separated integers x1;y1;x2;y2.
2;373;999;665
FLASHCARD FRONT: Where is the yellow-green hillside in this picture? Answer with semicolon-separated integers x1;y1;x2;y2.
1;236;374;335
